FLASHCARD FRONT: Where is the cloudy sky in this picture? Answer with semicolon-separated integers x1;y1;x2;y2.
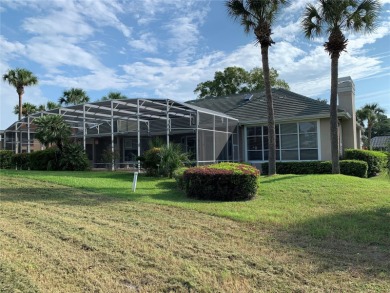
1;0;389;129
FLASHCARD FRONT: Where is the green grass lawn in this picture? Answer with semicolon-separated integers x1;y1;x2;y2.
1;170;389;292
1;169;389;245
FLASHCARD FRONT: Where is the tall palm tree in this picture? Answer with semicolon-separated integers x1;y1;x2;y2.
302;0;381;173
3;68;38;120
13;102;38;117
59;88;90;106
226;0;288;175
101;91;128;101
357;103;385;149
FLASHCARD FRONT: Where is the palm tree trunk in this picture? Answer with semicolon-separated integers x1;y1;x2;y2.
18;92;23;153
18;93;22;121
261;45;276;175
367;125;372;150
330;55;340;174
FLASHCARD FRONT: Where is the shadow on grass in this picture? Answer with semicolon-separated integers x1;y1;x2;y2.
0;184;194;206
275;208;390;277
260;174;303;184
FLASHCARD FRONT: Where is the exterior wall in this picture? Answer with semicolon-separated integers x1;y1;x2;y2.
319;118;332;161
238;125;245;162
338;76;357;150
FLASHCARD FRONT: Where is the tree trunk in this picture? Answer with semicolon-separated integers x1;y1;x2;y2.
18;93;23;121
330;55;340;174
367;125;372;150
261;45;276;175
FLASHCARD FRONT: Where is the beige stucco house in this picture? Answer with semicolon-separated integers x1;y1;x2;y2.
188;76;361;165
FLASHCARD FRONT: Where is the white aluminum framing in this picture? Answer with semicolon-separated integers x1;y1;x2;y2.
4;98;239;167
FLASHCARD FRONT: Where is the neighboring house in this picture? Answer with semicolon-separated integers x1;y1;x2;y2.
0;130;4;150
2;76;361;168
188;76;361;165
371;136;390;151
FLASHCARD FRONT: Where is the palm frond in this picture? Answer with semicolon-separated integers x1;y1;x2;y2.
302;4;323;39
347;0;381;33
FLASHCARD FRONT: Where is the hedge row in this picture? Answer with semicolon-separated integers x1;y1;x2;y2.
0;146;90;171
343;149;387;177
261;160;368;178
182;163;260;201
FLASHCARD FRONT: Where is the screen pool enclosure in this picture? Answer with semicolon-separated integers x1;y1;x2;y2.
3;99;239;169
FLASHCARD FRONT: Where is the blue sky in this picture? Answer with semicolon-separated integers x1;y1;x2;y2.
1;0;389;129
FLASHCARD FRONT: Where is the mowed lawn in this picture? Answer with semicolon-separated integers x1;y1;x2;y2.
0;170;389;292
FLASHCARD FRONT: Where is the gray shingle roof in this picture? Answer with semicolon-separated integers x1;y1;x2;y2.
186;88;349;124
371;136;390;148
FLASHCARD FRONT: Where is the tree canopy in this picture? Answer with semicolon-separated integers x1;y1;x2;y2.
59;88;90;106
34;115;71;151
194;66;289;99
3;68;38;120
357;103;386;149
13;102;38;117
100;91;128;101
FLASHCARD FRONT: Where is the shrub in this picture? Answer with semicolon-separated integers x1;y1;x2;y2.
59;144;90;171
344;149;387;177
183;163;260;201
143;147;161;176
0;150;13;169
159;144;189;178
12;153;30;170
29;148;58;170
101;147;120;170
339;160;368;178
173;167;189;190
261;161;332;175
261;160;368;178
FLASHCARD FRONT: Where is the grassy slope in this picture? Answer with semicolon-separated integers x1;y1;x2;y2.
1;174;389;292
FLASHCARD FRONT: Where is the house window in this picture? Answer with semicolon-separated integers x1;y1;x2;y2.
246;121;318;161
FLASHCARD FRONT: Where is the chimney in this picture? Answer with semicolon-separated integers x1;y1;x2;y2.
338;76;357;149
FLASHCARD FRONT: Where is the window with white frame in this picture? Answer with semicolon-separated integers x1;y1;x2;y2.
246;121;318;161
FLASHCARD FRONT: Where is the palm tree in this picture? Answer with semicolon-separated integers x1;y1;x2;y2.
101;91;128;101
46;101;61;110
226;0;287;175
302;0;381;173
34;115;71;152
3;68;38;120
59;88;90;106
357;103;385;149
13;102;38;117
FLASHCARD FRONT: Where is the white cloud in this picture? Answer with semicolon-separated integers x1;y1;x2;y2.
0;36;25;61
22;10;94;38
128;33;158;53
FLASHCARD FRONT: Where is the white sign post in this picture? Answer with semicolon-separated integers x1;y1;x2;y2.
132;172;138;192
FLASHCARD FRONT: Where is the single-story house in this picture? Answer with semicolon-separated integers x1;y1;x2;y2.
188;76;361;166
371;136;390;151
1;76;361;168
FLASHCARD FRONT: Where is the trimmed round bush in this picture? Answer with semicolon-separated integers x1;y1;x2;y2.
183;163;260;201
344;149;387;177
339;160;368;178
